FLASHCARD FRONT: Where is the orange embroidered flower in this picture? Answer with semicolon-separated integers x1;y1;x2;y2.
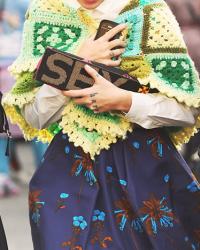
29;190;43;212
138;86;150;94
72;149;97;185
139;195;175;235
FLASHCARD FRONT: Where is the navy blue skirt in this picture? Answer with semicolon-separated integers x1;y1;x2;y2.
29;128;200;250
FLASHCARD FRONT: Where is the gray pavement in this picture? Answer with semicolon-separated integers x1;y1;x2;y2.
0;184;33;250
0;142;36;250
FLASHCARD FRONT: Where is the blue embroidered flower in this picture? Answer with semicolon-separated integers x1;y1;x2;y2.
164;174;170;183
65;146;70;154
73;216;87;230
106;166;113;173
32;212;40;224
60;193;69;199
147;136;164;158
119;180;127;186
132;141;140;149
72;152;97;185
29;190;45;225
92;210;106;222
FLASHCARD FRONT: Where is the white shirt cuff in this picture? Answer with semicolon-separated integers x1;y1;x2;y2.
125;92;196;129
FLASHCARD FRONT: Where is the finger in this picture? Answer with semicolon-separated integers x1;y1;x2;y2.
107;48;125;58
62;87;93;98
108;39;126;49
84;64;103;81
102;24;127;41
74;96;92;105
103;58;122;67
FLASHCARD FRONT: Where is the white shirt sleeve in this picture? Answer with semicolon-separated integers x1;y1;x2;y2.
21;85;199;130
21;85;70;129
125;92;199;129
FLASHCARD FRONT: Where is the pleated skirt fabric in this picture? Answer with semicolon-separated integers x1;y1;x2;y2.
29;128;200;250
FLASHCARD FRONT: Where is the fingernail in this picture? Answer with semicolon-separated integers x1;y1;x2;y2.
85;64;90;69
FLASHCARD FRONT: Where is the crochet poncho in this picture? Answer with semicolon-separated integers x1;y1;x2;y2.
3;0;200;159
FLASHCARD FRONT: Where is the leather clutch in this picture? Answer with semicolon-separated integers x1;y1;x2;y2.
34;47;157;94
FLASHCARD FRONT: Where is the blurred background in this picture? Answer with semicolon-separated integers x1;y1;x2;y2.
0;0;200;249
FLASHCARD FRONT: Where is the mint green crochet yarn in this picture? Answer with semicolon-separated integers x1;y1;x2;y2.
33;22;82;56
116;6;144;57
139;0;162;6
74;105;122;124
76;125;101;143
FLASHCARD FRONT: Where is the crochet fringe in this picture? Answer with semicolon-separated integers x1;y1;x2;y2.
3;89;39;108
60;101;133;159
170;115;200;148
61;101;132;137
3;104;53;143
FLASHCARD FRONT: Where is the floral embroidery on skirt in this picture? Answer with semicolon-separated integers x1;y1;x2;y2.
29;128;200;250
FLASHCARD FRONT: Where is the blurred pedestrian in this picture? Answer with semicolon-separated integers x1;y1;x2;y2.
0;91;20;197
0;0;47;192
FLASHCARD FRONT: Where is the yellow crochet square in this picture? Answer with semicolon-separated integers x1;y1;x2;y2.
29;0;70;16
142;3;186;54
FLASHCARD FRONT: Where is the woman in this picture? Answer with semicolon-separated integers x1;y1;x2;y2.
3;0;200;249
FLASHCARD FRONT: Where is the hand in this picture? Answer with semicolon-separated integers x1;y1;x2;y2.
77;24;127;67
62;65;132;113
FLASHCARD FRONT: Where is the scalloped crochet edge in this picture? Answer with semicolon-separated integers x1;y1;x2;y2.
61;101;132;137
3;104;53;143
170;114;200;148
9;58;40;76
61;121;133;160
3;88;39;108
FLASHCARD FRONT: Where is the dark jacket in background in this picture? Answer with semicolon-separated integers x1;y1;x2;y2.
166;0;200;73
0;217;8;250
